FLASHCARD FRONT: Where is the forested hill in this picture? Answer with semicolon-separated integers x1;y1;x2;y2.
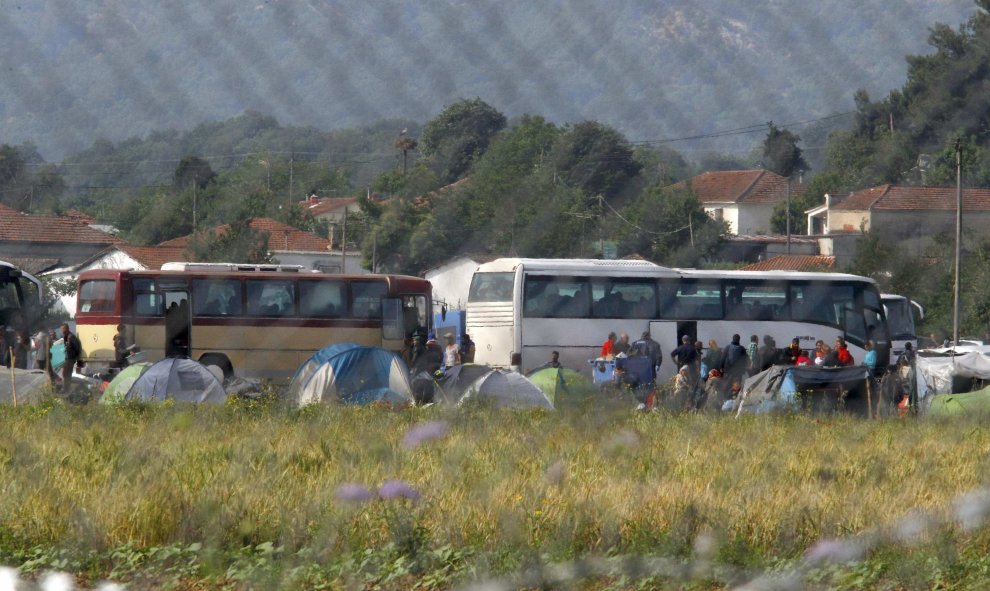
1;0;977;161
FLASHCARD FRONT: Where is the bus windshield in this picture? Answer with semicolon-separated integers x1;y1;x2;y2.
884;298;917;340
469;272;514;302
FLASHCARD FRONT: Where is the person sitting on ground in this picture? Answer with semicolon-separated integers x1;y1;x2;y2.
785;338;802;364
672;365;694;411
835;337;854;366
822;344;840;367
601;332;617;359
613;333;631;356
702;368;726;412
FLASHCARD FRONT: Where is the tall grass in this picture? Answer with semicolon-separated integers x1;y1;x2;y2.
1;397;989;589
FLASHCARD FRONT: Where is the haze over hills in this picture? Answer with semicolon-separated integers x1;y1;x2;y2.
0;0;977;161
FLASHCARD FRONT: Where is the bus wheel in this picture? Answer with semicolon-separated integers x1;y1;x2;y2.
199;353;234;381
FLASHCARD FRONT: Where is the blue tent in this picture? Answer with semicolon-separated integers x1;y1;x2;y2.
288;343;414;407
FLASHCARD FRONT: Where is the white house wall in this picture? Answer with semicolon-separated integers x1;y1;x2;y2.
45;250;144;318
425;257;479;310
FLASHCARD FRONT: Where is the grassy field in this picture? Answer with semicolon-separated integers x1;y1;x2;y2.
2;395;990;590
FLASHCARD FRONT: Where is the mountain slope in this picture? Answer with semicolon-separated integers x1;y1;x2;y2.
0;0;976;160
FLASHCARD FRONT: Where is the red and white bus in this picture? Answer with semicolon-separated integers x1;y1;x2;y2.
75;263;431;380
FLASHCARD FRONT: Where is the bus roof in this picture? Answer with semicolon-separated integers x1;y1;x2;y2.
475;258;678;276
77;268;429;285
679;268;878;284
474;258;876;283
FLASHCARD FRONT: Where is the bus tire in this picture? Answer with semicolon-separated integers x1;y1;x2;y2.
198;353;234;380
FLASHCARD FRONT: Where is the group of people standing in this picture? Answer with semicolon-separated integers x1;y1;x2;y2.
600;329;869;412
405;331;476;377
0;323;84;394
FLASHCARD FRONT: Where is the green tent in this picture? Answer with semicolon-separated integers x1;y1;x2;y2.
99;363;152;405
527;367;596;404
927;385;990;417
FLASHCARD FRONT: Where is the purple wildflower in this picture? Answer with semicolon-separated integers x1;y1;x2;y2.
377;479;422;502
401;420;450;449
803;538;864;564
334;483;374;504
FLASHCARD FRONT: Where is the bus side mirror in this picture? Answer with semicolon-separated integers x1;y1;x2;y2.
441;304;447;321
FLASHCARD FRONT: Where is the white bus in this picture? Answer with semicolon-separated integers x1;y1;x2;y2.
0;260;43;330
881;294;924;358
466;258;890;381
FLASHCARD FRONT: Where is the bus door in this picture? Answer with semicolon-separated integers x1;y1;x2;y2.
650;320;682;384
159;278;191;357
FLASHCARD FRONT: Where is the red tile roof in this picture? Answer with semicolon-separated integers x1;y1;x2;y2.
739;255;836;272
299;197;359;217
160;218;330;252
117;244;190;270
674;169;804;205
0;209;122;245
831;185;990;211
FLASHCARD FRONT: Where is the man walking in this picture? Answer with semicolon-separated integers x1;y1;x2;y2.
60;323;82;394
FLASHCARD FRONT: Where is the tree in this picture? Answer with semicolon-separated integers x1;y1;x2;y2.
550;121;642;200
419;98;507;183
173;156;217;191
186;222;272;264
762;122;809;178
618;185;728;266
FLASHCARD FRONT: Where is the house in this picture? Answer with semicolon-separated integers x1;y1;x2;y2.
716;234;820;264
812;185;990;255
738;254;836;272
673;169;804;235
160;217;367;274
424;255;493;310
45;243;190;316
0;204;123;268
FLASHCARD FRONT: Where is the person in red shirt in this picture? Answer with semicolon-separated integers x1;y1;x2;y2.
601;332;617;358
795;350;812;366
835;337;854;366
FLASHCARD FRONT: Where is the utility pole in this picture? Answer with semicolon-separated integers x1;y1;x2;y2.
192;181;197;232
953;141;962;346
341;207;348;274
288;153;294;207
786;176;792;254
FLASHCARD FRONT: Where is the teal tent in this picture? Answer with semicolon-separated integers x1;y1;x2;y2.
288;343;414;406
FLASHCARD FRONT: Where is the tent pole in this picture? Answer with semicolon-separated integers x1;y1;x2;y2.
865;377;873;419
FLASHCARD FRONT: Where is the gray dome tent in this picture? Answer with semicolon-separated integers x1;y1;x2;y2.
121;358;226;404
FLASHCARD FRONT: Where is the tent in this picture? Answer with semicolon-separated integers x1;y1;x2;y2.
288;343;413;406
0;368;52;404
915;352;990;397
733;364;873;415
116;358;226;404
459;370;554;410
928;385;990;417
99;362;151;405
527;367;596;404
436;363;494;404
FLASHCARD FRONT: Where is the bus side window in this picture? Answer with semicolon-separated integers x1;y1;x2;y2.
351;281;387;319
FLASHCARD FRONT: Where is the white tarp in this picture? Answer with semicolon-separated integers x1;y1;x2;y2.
916;352;990;397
